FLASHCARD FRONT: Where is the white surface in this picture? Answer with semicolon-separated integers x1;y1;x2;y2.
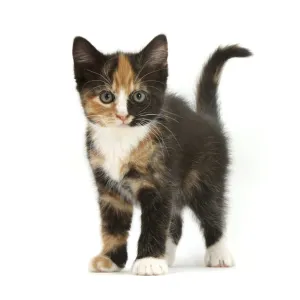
0;0;299;299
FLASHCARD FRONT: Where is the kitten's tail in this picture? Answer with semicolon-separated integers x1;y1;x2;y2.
196;45;252;120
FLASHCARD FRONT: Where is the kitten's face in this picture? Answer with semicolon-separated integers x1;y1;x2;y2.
72;35;168;127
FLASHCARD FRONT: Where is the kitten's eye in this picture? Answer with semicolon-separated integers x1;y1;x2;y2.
99;91;115;104
132;91;147;103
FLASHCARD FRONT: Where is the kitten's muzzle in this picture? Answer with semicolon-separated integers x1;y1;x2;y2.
116;114;128;123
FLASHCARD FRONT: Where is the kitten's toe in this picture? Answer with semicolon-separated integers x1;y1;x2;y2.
132;257;168;276
205;244;234;267
89;255;121;272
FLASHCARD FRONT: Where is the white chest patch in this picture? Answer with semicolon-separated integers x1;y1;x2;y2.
89;123;150;181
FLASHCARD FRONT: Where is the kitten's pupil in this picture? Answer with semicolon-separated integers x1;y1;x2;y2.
136;93;141;99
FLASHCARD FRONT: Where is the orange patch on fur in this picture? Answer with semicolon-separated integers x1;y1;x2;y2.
113;54;135;94
101;193;133;213
119;131;162;195
89;149;105;169
84;96;116;126
90;255;113;272
101;231;129;254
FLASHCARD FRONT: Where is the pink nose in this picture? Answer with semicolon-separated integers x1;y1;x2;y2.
116;114;128;122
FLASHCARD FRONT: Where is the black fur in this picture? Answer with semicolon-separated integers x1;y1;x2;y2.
197;45;252;118
136;188;171;259
105;244;128;269
169;214;183;245
99;200;132;236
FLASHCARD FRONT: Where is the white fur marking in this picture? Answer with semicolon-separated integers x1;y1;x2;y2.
132;257;168;276
205;236;234;267
165;237;177;266
116;89;128;116
90;123;150;181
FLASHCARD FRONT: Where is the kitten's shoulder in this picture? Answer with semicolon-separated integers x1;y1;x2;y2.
164;92;194;114
163;92;223;133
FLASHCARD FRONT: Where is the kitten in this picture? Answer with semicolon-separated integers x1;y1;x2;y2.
72;34;251;275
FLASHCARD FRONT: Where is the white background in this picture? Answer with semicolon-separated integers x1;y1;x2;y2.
0;0;299;299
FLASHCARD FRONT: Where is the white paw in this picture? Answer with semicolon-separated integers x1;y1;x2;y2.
205;237;234;267
166;238;177;266
89;255;121;272
132;257;168;276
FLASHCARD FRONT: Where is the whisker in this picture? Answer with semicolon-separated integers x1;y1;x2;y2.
82;85;108;97
103;55;118;81
139;113;179;123
150;123;168;160
87;114;101;117
154;120;182;150
136;67;168;82
138;97;152;114
146;85;163;93
86;69;111;84
137;118;168;160
161;109;183;119
134;57;154;83
82;80;110;89
138;79;166;86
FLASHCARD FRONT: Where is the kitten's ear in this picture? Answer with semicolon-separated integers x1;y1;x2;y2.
140;34;168;68
72;36;104;64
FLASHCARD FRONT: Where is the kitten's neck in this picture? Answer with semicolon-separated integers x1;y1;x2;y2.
88;122;151;181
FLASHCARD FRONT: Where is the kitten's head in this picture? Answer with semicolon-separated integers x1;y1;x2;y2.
72;34;168;127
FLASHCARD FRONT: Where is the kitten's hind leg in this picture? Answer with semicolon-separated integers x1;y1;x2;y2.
166;214;182;266
189;187;234;268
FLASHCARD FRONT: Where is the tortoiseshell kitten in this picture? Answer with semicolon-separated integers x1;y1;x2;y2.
72;34;251;275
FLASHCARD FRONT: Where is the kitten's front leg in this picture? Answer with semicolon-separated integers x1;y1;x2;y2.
132;188;170;276
89;192;133;272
